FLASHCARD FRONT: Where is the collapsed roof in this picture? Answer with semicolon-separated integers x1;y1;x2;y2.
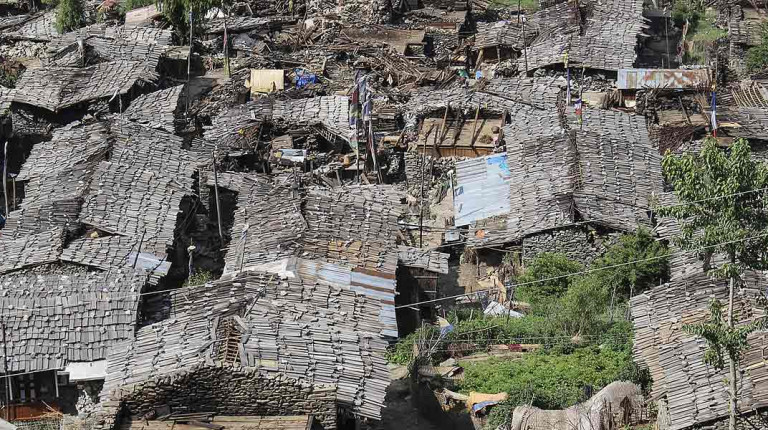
13;61;157;112
631;260;768;430
102;267;392;420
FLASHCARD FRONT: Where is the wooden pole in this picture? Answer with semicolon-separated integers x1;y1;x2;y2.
2;322;10;417
132;230;146;269
419;129;428;248
212;152;224;243
470;105;481;146
222;1;230;79
2;141;7;219
521;16;529;75
186;12;193;114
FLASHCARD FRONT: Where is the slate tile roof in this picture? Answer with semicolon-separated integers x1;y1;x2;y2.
79;161;194;256
123;85;185;133
0;268;145;373
631;268;768;430
518;0;647;72
461;110;662;246
0;228;64;275
13;61;156;112
61;235;171;285
103;267;391;420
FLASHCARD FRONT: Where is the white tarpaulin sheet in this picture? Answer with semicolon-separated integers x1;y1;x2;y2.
454;153;512;227
64;360;107;381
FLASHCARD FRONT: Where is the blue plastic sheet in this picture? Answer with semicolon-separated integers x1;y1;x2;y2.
295;68;318;88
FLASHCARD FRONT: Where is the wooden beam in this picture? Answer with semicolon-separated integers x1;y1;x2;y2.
470;105;481;146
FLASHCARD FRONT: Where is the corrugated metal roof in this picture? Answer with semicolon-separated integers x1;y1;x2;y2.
617;68;711;90
454;153;512;227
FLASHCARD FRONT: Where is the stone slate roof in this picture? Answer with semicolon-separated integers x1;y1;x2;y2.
47;25;172;69
204;96;352;151
631;268;768;430
404;77;563;117
0;268;145;374
462;110;662;246
519;0;646;72
2;10;57;41
222;179;403;277
0;229;64;274
110;120;200;178
13;61;156;112
103;268;391;420
17;122;110;182
397;245;450;274
7;119;197;278
124;85;185;133
61;235;171;285
7;123;107;238
79;161;194;256
223;179;305;273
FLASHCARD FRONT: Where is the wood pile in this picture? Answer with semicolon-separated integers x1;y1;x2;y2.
0;268;145;373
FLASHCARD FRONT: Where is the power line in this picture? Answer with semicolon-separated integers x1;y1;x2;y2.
655;187;768;210
395;231;768;309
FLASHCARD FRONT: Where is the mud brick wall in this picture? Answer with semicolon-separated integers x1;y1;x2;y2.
521;226;620;267
105;365;338;429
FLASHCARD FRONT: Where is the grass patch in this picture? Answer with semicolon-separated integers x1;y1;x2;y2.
489;0;539;12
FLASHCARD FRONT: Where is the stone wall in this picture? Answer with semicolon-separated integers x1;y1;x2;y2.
100;364;338;429
521;226;620;267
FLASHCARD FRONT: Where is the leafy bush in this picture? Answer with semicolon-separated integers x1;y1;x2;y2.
746;22;768;73
457;346;638;409
671;0;702;28
515;253;583;310
591;228;669;299
183;270;213;287
124;0;154;11
55;0;85;33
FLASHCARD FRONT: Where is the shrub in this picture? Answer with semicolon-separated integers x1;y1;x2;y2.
671;0;702;28
515;253;583;310
746;23;768;73
55;0;85;33
457;346;638;410
124;0;154;11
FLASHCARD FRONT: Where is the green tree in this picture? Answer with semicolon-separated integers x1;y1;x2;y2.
591;228;669;321
658;137;768;430
557;273;610;336
160;0;219;42
55;0;85;33
685;298;765;373
515;253;583;309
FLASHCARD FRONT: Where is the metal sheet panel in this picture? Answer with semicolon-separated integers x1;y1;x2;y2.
617;68;711;90
454;153;512;227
